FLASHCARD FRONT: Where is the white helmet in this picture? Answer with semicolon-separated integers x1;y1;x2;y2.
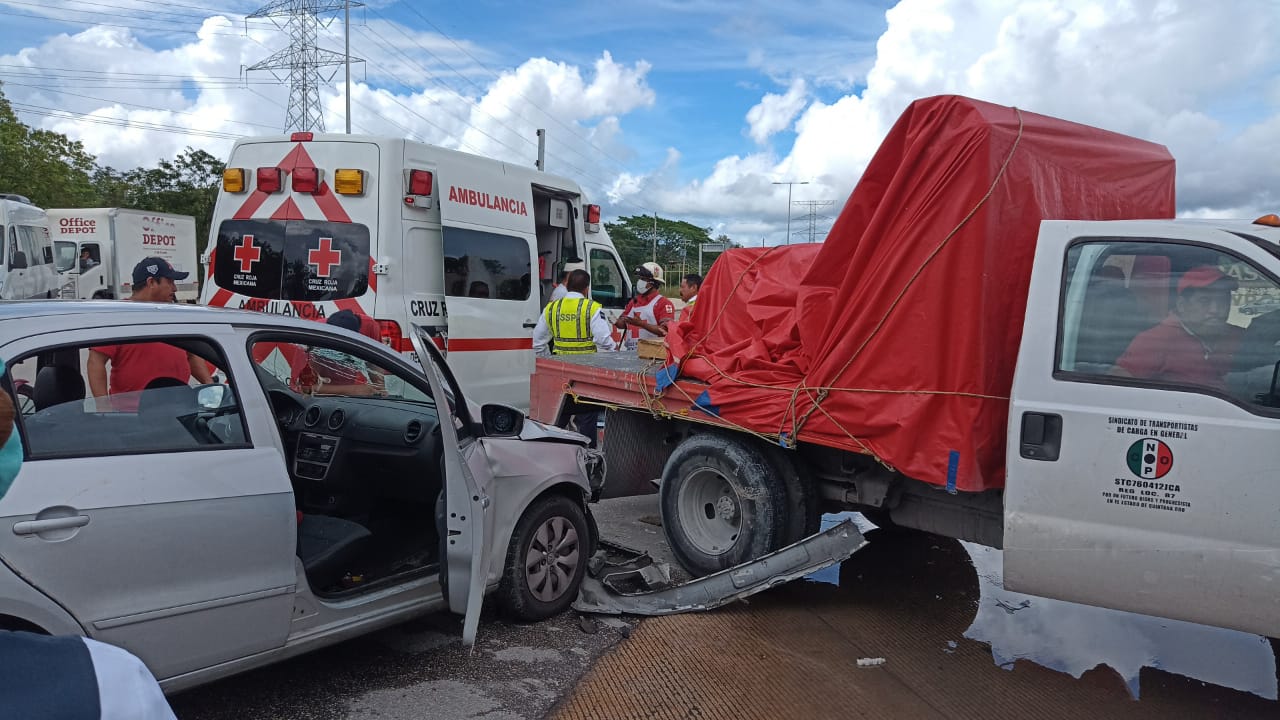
636;262;665;284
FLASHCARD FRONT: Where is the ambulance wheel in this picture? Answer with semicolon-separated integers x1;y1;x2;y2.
660;433;786;577
497;494;589;621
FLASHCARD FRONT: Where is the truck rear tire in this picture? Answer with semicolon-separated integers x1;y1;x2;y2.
660;433;786;576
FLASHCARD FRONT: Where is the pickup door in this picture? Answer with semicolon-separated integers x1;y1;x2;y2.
1006;220;1280;638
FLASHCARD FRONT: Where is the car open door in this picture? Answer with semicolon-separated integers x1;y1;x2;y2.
408;322;492;647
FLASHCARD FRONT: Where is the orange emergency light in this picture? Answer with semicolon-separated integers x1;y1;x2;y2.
222;168;246;193
334;168;365;195
1255;213;1280;227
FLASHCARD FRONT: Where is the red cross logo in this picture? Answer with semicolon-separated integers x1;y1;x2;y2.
234;235;261;273
309;237;342;278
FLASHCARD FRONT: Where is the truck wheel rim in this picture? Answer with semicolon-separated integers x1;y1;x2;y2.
524;515;580;603
679;467;741;556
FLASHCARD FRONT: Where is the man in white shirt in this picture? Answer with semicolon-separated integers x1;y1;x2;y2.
548;262;587;304
679;273;701;322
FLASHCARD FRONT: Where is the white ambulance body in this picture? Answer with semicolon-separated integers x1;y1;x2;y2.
0;194;60;300
48;208;199;302
200;133;632;408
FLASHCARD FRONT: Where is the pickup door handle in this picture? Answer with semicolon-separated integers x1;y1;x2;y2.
522;321;537;329
13;515;90;535
1019;412;1063;462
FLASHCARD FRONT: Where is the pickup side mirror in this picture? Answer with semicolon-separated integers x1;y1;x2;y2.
10;251;28;270
480;403;525;437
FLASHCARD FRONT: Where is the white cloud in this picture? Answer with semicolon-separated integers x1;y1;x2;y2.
745;78;807;144
607;0;1280;244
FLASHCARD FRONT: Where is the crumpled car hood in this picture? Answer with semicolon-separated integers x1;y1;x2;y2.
518;418;589;445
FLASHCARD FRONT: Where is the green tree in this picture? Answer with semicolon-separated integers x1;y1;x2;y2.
0;83;98;208
605;215;716;280
96;148;225;255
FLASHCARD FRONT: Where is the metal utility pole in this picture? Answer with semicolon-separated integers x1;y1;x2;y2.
772;180;808;245
793;200;834;243
652;212;658;263
344;0;350;133
246;0;364;133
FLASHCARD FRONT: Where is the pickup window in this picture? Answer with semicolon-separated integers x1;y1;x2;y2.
1058;239;1280;409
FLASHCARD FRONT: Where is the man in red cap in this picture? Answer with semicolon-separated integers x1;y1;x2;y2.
1114;265;1243;390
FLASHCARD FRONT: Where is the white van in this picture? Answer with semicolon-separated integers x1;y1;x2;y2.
200;133;632;408
49;208;199;302
0;194;61;300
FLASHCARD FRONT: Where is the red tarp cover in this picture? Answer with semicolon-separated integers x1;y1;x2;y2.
666;95;1176;493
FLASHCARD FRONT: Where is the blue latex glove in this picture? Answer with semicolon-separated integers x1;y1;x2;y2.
0;359;23;499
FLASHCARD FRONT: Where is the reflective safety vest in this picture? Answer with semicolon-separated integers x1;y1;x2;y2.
546;296;603;354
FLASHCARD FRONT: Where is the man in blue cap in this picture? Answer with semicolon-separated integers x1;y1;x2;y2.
87;257;212;411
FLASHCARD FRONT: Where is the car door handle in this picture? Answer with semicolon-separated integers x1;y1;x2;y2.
522;321;537;329
13;515;90;535
1019;412;1063;462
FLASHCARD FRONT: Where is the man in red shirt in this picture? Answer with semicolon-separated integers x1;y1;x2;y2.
88;258;213;411
615;263;675;350
1114;265;1243;391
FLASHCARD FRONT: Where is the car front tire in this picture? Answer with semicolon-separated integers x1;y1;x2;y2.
496;494;590;621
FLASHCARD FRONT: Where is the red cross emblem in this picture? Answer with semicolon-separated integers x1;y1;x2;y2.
234;235;261;273
309;237;342;278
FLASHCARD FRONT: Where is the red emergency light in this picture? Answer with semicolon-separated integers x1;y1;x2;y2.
408;169;433;196
291;132;313;142
585;204;601;224
292;167;321;194
256;167;283;193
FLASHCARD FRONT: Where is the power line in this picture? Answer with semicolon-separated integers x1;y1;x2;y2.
0;80;283;131
394;1;640;180
10;102;245;140
0;8;259;38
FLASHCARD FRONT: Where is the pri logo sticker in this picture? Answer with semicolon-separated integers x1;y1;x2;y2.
1127;438;1174;479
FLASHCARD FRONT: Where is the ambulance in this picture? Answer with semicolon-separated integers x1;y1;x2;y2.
200;133;632;408
0;193;60;300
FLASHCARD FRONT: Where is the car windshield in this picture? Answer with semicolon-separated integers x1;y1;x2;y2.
54;241;77;273
251;340;432;405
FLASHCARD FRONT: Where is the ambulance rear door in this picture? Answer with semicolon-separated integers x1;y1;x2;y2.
430;153;539;409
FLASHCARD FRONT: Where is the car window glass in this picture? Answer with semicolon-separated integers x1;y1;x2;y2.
589;248;627;309
54;241;77;273
443;226;532;301
16;225;49;266
1058;239;1280;409
9;341;247;459
250;340;431;404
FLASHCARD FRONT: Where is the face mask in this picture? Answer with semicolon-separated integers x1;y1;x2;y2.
636;280;650;294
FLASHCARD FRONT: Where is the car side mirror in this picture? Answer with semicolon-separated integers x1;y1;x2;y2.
480;403;525;437
197;384;228;411
10;251;27;270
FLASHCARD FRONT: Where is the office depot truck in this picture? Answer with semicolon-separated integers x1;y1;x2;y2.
200;132;631;408
531;96;1280;637
47;208;199;301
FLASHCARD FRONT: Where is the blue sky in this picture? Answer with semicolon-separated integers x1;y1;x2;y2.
1;0;1278;242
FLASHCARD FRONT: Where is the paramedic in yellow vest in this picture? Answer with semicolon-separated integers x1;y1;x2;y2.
532;268;612;446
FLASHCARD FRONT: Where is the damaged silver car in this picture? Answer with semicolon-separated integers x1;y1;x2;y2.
0;303;603;693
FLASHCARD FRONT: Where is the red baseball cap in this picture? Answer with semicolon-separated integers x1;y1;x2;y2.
1177;266;1237;295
